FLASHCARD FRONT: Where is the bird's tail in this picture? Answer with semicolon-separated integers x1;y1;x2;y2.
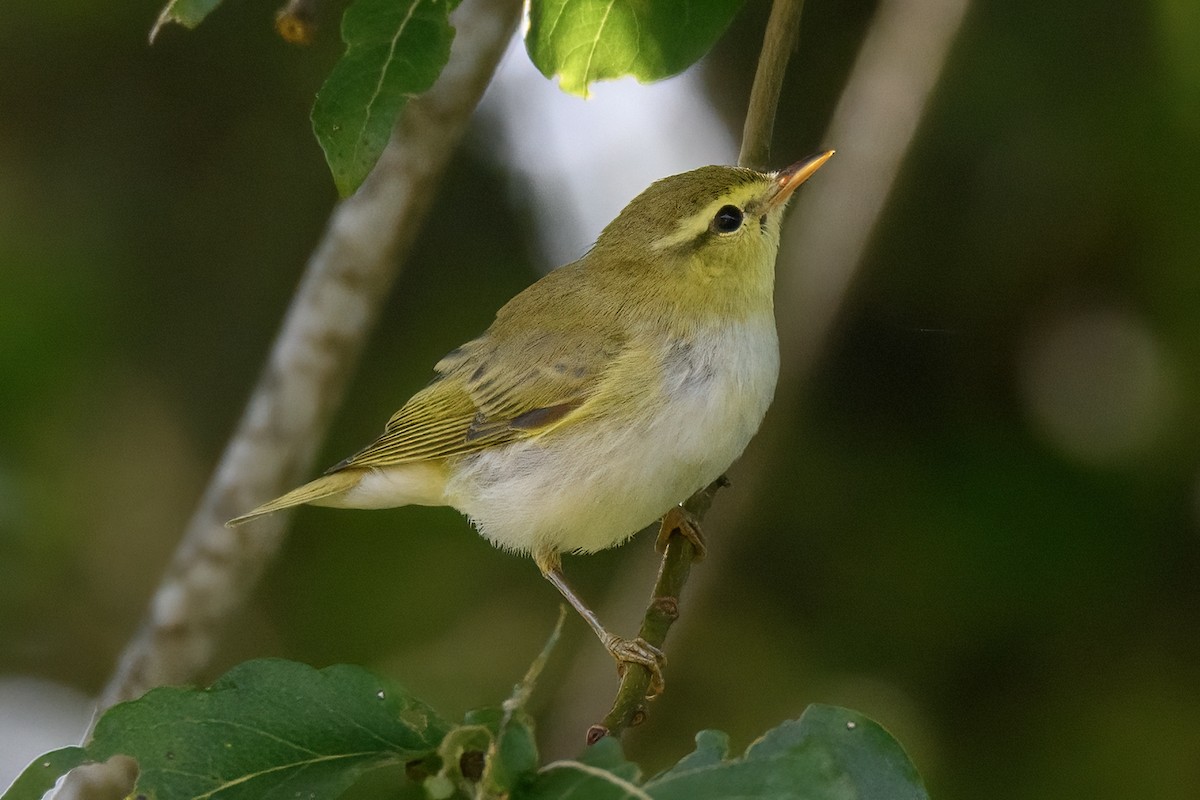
226;470;363;527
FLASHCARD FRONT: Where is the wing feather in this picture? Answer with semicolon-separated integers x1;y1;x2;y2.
332;324;626;471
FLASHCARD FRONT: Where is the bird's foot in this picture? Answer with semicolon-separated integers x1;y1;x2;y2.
603;633;666;698
655;505;707;561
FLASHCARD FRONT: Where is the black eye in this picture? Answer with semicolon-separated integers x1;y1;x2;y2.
712;205;743;234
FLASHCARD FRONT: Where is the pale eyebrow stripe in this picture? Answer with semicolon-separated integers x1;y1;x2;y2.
648;185;764;251
650;215;710;250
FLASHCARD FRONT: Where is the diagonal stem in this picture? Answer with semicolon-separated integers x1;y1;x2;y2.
739;0;807;171
588;477;728;742
581;0;969;743
582;0;810;744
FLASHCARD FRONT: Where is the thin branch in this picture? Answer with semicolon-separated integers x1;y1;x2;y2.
587;478;728;743
572;0;809;744
776;0;970;383
557;0;969;747
739;0;807;171
97;0;523;713
679;0;973;682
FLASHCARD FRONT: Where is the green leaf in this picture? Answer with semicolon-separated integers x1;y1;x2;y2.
1;747;89;800
4;666;927;800
1;659;450;800
149;0;225;40
646;705;929;800
312;0;461;196
485;710;539;794
526;0;745;97
516;705;927;799
660;729;729;773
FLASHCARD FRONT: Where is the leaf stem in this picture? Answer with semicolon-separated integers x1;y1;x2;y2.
588;0;810;745
739;0;807;170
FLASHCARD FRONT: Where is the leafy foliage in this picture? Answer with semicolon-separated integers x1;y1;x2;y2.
643;707;928;800
517;706;928;800
2;660;449;800
3;660;926;800
526;0;745;96
311;0;462;196
149;0;743;192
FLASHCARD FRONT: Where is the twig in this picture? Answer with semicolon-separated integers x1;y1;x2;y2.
739;0;807;170
586;478;728;743
97;0;523;714
775;0;970;383
673;0;973;686
566;0;970;746
579;0;809;744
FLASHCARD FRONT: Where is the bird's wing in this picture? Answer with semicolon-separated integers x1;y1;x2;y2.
330;325;626;471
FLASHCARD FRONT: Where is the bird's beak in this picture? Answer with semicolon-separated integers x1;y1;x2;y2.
764;150;835;210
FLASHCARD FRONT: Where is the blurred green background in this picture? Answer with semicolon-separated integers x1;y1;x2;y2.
2;0;1199;798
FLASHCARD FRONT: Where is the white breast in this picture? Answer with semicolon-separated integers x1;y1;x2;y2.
445;315;779;556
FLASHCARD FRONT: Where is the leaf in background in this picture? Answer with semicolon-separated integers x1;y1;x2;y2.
526;0;744;97
0;747;89;800
312;0;461;196
516;737;644;800
484;710;539;794
646;705;929;800
149;0;225;42
0;660;449;800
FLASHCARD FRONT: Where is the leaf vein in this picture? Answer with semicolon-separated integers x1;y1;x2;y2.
190;750;385;800
582;0;619;86
191;718;323;757
540;759;651;799
354;0;424;170
321;700;413;751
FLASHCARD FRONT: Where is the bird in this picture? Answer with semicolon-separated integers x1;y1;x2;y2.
228;151;834;693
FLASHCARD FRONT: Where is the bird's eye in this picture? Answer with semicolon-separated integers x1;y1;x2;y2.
712;205;744;234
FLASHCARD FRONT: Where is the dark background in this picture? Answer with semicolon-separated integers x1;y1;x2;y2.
2;1;1198;798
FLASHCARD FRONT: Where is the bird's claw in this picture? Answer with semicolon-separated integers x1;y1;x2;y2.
603;634;666;698
656;505;707;561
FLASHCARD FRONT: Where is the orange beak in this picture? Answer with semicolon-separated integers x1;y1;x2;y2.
765;150;835;209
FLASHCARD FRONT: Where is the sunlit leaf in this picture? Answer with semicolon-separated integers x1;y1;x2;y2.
312;0;460;196
526;0;744;96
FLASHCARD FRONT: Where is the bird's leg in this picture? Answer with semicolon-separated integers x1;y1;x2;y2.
655;504;707;561
535;550;666;697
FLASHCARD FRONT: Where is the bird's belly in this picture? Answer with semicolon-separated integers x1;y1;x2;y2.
447;321;779;555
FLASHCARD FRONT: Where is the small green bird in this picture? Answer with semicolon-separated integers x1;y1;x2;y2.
229;152;834;691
